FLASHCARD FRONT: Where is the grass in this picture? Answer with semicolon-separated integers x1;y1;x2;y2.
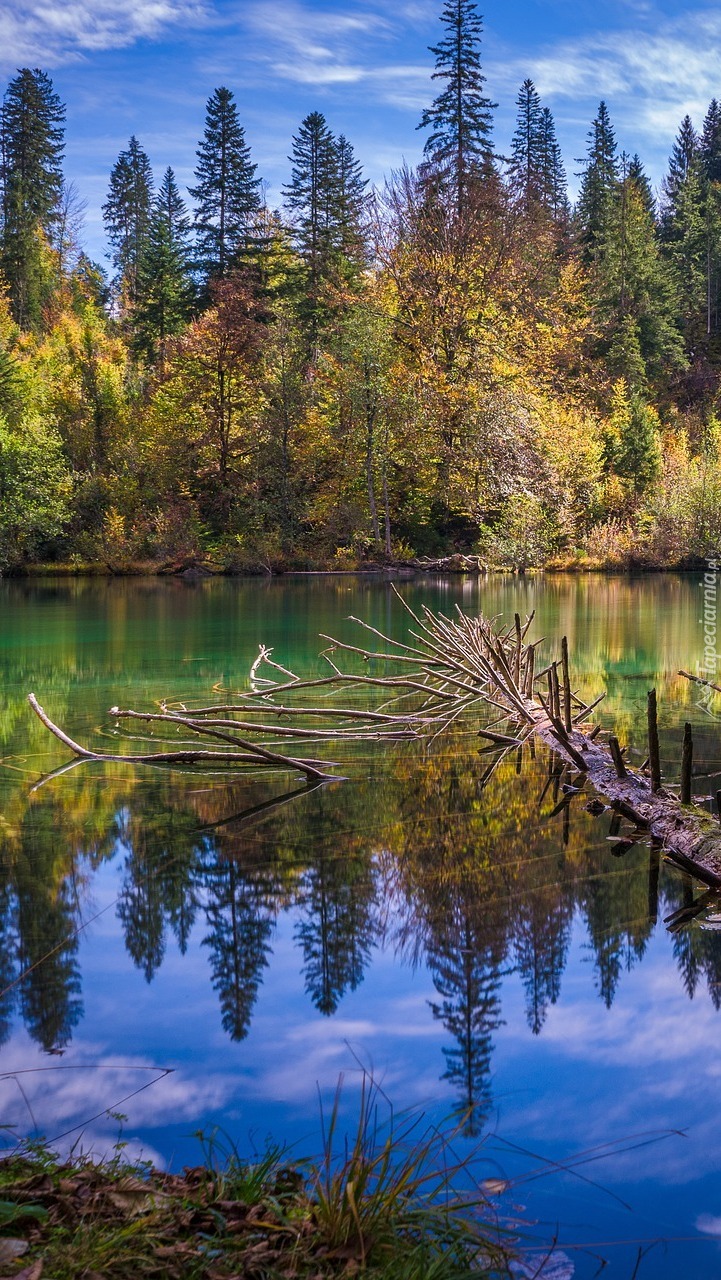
0;1080;514;1279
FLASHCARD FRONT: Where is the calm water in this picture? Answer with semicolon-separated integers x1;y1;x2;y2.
1;573;721;1277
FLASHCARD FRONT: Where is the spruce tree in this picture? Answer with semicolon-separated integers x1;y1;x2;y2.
334;134;368;271
508;78;543;210
0;68;65;328
417;0;496;212
576;101;619;256
538;106;568;221
661;114;699;236
593;158;684;387
702;99;721;182
283;111;339;323
627;154;655;217
190;87;261;282
661;118;708;337
102;136;154;312
135;167;194;365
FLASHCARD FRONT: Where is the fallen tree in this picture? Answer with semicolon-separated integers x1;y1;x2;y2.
27;589;721;886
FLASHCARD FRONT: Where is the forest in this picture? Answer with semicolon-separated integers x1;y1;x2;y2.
3;0;721;574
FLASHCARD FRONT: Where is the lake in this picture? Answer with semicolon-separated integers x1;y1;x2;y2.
1;572;720;1278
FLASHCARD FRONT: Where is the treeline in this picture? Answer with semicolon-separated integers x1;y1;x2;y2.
3;0;721;571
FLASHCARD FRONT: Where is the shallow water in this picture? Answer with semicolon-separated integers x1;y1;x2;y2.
1;572;721;1277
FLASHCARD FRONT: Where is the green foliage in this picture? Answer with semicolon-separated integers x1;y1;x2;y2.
480;493;560;570
417;0;497;206
0;414;71;567
102;136;154;312
603;379;662;497
135;167;194;364
0;68;65;328
190;87;260;283
7;49;721;570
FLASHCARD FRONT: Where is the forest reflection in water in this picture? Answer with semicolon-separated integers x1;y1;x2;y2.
2;732;720;1139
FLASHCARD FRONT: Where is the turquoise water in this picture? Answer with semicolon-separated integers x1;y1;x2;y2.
1;573;721;1277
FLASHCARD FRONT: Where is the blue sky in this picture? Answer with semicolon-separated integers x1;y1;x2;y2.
3;0;721;260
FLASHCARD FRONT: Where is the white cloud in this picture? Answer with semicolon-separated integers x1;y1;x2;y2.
513;8;721;140
0;0;214;68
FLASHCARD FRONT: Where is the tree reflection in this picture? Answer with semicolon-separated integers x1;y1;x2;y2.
2;730;721;1125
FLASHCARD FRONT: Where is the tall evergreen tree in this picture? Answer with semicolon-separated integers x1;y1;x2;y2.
135;167;194;365
508;78;543;210
190;87;261;283
701;99;721;183
627;154;655;217
0;68;65;328
538;106;568;221
660;118;709;338
102;136;154;313
283;111;339;326
661;114;699;235
334;134;368;271
576;101;619;256
417;0;496;211
592;160;685;387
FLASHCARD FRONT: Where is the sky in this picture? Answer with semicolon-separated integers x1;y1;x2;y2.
2;0;721;261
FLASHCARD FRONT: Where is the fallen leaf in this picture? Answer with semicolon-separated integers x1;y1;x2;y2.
0;1261;43;1280
0;1239;28;1264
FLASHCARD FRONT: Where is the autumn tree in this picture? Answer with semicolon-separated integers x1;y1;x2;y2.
144;272;270;530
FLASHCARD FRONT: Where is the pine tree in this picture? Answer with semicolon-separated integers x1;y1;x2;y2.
627;154;655;217
135;167;194;365
593;159;685;387
538;106;568;221
190;87;261;283
508;78;543;210
283;111;339;326
661;114;699;236
701;99;721;182
417;0;496;212
334;134;368;271
576;101;619;256
0;68;65;328
102;136;154;312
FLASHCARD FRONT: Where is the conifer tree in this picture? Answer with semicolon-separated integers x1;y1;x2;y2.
190;87;261;283
417;0;496;212
102;136;154;312
627;154;655;217
283;111;340;327
334;133;368;270
593;158;684;387
135;167;194;365
538;106;568;221
576;101;619;256
701;99;721;182
661;119;708;337
661;114;699;235
508;78;543;210
0;68;65;328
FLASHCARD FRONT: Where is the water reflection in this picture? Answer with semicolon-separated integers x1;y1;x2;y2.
1;736;721;1138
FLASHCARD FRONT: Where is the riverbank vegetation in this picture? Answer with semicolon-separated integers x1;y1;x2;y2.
0;1095;513;1279
3;1;721;574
